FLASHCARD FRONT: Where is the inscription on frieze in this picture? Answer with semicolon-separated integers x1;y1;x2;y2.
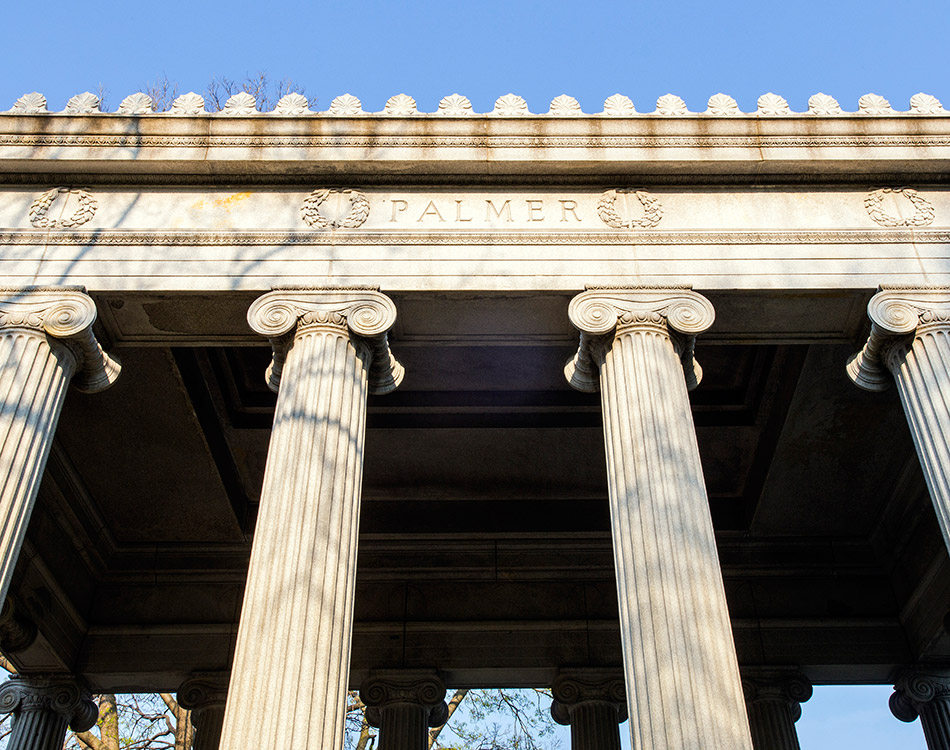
3;186;945;238
386;196;586;225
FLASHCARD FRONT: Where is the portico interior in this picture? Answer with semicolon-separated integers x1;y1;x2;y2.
10;288;945;690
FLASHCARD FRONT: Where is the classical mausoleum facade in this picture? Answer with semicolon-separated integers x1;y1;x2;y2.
0;88;949;750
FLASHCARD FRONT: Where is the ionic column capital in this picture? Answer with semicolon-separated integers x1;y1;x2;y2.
848;287;950;392
890;666;950;722
246;287;403;394
0;596;37;654
178;673;228;750
742;669;813;722
177;672;229;713
361;670;448;727
550;669;627;725
564;286;715;393
0;674;98;732
0;287;120;393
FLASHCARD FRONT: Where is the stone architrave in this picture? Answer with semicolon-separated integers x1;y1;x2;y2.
565;287;754;750
219;288;403;750
741;669;813;750
0;675;98;750
550;670;626;750
890;666;950;749
0;287;119;607
848;288;950;553
177;674;230;750
361;671;448;750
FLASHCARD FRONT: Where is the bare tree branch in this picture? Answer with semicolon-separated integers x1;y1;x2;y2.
429;688;468;748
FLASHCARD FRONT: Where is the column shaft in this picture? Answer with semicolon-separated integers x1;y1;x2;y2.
601;329;749;750
891;328;950;550
378;705;428;750
568;703;622;750
0;332;75;603
566;289;752;750
192;705;224;750
848;289;950;554
0;288;118;606
921;700;950;750
221;290;402;750
748;701;804;750
222;327;368;748
742;669;811;750
7;707;68;750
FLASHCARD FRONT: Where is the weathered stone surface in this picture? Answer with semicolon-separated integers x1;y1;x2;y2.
566;288;753;750
219;289;401;750
0;288;118;607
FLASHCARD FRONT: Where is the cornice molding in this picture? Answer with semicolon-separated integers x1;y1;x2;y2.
4;228;950;246
4;90;947;117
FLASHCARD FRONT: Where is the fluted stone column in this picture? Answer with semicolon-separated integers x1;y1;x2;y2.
742;669;812;750
219;288;403;750
848;288;950;553
890;666;950;749
0;675;97;750
361;671;448;750
0;287;119;606
565;287;753;750
178;673;229;750
550;670;626;750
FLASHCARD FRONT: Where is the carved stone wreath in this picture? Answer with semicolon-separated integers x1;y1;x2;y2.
865;188;935;228
29;187;97;228
300;188;370;229
597;189;663;229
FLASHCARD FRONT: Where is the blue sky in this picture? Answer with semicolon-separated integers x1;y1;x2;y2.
5;0;944;747
2;0;947;114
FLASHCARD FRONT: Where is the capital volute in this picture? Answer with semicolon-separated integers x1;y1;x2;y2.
741;670;812;722
890;666;950;722
0;674;98;731
360;670;448;728
177;673;230;713
0;596;37;654
246;287;404;395
565;287;715;393
848;287;950;392
0;287;120;393
550;670;627;725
